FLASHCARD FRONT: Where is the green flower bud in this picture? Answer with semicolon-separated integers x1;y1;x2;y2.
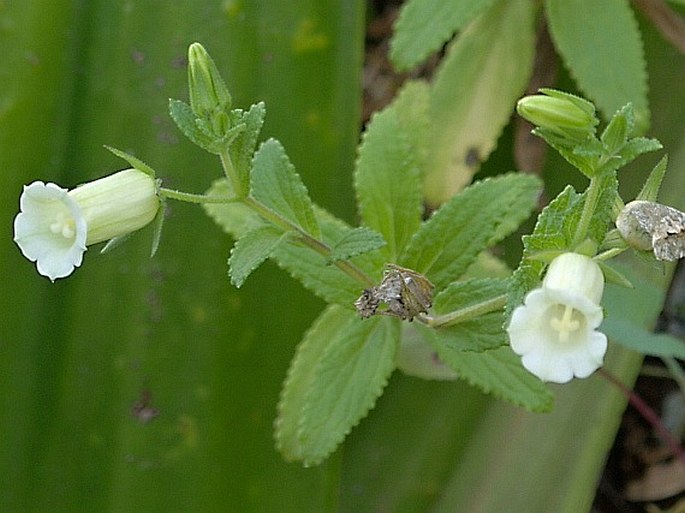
517;89;598;144
188;42;232;122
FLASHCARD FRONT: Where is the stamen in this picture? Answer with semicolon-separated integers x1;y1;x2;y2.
550;305;580;343
50;214;76;239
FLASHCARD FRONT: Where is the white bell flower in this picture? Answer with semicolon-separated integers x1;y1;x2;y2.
14;169;159;281
507;252;607;383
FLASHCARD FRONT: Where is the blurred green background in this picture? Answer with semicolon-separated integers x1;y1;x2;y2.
1;1;685;512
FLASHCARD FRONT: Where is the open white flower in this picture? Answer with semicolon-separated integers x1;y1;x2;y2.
507;252;607;383
14;169;159;281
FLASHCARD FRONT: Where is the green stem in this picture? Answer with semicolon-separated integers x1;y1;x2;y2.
243;196;376;288
572;176;601;248
220;150;246;198
422;294;507;328
159;188;237;204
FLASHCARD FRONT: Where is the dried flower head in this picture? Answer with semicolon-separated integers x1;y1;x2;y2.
616;200;685;261
355;264;434;321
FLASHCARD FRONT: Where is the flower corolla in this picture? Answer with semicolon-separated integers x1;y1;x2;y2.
507;252;607;383
14;169;159;281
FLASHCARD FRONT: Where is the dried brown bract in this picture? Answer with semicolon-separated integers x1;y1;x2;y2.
616;200;685;262
354;264;434;321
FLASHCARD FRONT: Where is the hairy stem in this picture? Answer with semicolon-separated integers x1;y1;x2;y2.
423;294;507;328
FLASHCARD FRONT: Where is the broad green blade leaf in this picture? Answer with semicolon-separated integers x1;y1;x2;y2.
327;226;386;263
389;0;498;71
354;106;422;261
423;331;554;411
299;313;399;466
251;138;320;238
431;278;508;352
276;305;354;462
636;155;668;201
391;81;431;175
423;0;535;205
276;305;399;465
545;0;649;128
229;225;288;287
401;173;541;290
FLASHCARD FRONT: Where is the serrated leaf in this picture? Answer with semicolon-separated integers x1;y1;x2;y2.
250;138;320;238
229;225;288;287
355;107;422;261
327;227;386;263
601;104;631;155
637;155;668;201
507;174;618;318
205;181;383;307
276;305;399;465
401;173;541;290
424;333;554;411
230;102;266;195
431;278;508;352
391;81;431;175
389;0;498;71
203;178;262;239
424;0;535;205
273;208;383;307
545;0;649;128
532;128;599;177
168;99;220;153
601;137;662;175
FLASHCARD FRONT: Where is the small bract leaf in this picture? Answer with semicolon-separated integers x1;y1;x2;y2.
250;138;320;238
637;155;668;202
401;173;541;290
168;99;220;154
230;102;266;196
104;146;157;178
229;225;287;287
327;226;386;263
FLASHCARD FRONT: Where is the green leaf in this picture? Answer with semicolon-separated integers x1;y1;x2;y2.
250;138;320;238
636;155;668;201
389;0;498;71
203;178;262;239
401;173;541;290
354;106;422;261
104;145;157;177
545;0;649;128
168;98;219;153
600;136;662;175
507;174;618;318
327;227;386;263
423;0;535;205
229;102;266;195
276;305;399;465
273;208;383;307
431;278;508;352
600;104;631;155
391;80;431;174
229;225;288;287
424;335;554;411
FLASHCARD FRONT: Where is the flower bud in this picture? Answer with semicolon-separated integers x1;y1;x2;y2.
188;42;232;120
14;169;160;281
517;89;598;144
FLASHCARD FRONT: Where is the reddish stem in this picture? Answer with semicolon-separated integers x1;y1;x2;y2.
598;367;685;463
